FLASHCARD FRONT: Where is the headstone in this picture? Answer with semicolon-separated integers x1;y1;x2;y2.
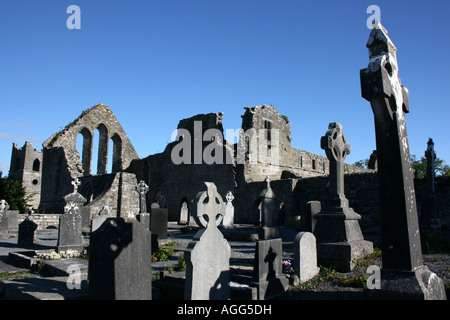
88;217;152;300
303;201;321;232
257;177;279;239
313;122;373;271
185;182;231;300
293;232;320;283
90;206;112;233
136;180;149;214
421;138;440;229
179;201;189;225
57;179;85;252
18;217;38;246
0;200;9;238
150;207;168;239
360;22;446;299
222;191;235;229
251;238;289;300
6;210;19;236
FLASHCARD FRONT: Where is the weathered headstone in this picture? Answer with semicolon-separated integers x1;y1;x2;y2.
251;238;289;300
150;206;168;239
88;217;152;300
136;180;149;214
222;191;235;229
421;138;440;230
18;217;38;246
185;182;231;300
0;200;9;238
179;201;189;225
313;122;373;271
360;22;446;299
257;177;279;239
57;179;85;253
293;232;320;283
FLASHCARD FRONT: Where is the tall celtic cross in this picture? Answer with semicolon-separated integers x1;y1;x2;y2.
136;180;149;214
360;22;422;271
321;122;350;208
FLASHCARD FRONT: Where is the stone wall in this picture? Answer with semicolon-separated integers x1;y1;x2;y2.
17;214;61;230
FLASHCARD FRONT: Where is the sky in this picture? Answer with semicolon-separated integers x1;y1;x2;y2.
0;0;449;174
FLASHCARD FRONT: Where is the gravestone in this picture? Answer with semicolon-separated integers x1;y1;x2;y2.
360;22;446;299
150;206;168;239
222;191;235;229
303;201;321;233
293;232;320;283
136;180;149;214
18;217;38;246
421;138;440;230
57;178;85;253
88;217;152;300
185;182;231;300
251;238;289;300
257;177;279;239
179;201;189;225
90;206;112;233
0;200;9;238
313;122;373;271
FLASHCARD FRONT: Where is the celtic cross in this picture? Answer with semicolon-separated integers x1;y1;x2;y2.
136;180;149;213
191;182;225;229
71;178;81;193
321;122;350;208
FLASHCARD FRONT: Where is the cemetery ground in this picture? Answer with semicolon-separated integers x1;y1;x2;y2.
0;222;449;300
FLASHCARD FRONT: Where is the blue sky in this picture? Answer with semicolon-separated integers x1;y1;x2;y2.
0;0;449;173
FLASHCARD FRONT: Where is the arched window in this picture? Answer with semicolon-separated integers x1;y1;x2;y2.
77;128;92;176
95;123;109;175
111;133;122;173
32;159;40;172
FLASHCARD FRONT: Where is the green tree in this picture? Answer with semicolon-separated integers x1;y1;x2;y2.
0;172;27;213
353;159;369;168
411;155;450;178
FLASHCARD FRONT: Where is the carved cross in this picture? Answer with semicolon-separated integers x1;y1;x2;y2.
321;123;350;207
71;178;81;193
192;182;225;229
136;180;149;213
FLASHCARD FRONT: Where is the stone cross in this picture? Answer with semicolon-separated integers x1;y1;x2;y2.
223;191;235;229
71;178;81;193
136;180;149;214
191;182;225;228
321;122;351;208
425;138;436;193
361;22;446;299
185;182;230;300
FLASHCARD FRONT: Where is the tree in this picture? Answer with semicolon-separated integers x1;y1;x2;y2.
0;171;27;213
411;155;450;179
353;159;369;168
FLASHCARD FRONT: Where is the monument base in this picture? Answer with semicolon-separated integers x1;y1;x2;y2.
317;240;373;272
365;266;447;300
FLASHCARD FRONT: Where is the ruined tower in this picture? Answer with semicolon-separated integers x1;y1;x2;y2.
9;141;43;209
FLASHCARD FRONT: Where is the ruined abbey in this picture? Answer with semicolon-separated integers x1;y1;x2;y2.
9;102;374;227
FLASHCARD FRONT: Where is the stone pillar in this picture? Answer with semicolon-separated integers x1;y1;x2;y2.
422;138;440;229
257;177;279;239
222;191;235;229
0;200;10;239
360;22;446;299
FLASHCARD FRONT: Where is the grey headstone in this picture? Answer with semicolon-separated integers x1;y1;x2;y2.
150;208;168;239
222;191;235;229
57;191;85;253
136;180;149;214
88;217;152;300
257;178;279;239
90;206;111;233
293;232;320;283
185;182;231;300
0;200;9;238
251;238;289;300
179;201;189;225
360;22;446;300
18;217;38;246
